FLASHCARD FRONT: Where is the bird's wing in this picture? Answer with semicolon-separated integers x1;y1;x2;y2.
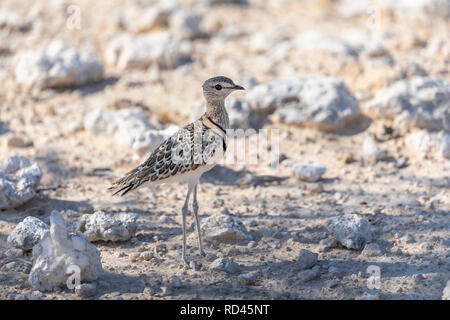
109;117;226;196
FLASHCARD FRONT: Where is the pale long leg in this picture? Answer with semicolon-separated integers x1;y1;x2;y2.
181;183;193;268
192;183;205;256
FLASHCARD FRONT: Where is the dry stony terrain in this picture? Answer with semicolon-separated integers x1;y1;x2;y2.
0;0;449;300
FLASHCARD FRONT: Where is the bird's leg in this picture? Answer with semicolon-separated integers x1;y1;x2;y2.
192;183;205;257
182;184;193;268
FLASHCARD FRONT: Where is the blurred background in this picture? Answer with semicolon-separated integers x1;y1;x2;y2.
0;0;449;300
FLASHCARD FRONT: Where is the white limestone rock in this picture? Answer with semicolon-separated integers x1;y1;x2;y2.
226;97;265;129
294;31;358;58
14;40;103;89
76;211;139;242
297;249;318;270
338;0;450;19
246;76;360;131
382;0;450;19
75;282;97;297
405;130;450;159
191;97;264;129
105;32;190;70
248;29;288;53
365;77;450;132
326;214;373;250
29;210;102;292
201;213;251;243
7;216;49;251
0;155;42;210
84;107;155;148
0;11;32;32
209;258;240;274
130;3;175;33
443;280;450;300
170;10;206;40
361;243;383;257
84;107;182;159
363;137;387;163
132;124;181;158
202;0;248;6
297;267;320;283
290;162;326;182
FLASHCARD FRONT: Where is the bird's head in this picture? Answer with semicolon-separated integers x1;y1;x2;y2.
202;76;245;103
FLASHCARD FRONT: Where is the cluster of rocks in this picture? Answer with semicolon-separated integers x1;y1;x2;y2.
243;74;449;161
4;208;143;293
28;210;102;292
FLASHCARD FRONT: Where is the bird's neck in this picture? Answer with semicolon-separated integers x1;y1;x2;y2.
204;100;229;129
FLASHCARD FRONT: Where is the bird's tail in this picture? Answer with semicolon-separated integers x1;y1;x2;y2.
108;168;140;197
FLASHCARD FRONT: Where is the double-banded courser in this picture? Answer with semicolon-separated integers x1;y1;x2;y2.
109;76;245;268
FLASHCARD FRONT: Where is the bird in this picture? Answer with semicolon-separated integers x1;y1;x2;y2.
109;76;245;268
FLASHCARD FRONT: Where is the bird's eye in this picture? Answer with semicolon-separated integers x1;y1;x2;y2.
215;84;222;90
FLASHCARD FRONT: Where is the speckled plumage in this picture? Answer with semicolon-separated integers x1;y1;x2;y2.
109;115;226;196
109;76;244;268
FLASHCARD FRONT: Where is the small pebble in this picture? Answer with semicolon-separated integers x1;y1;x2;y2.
361;243;383;257
420;242;432;251
144;287;157;296
401;234;415;243
170;276;182;288
190;260;202;271
359;292;381;300
297;267;320;283
326;279;339;288
205;253;217;261
129;252;140;262
75;283;97;297
140;251;152;261
115;251;126;258
160;286;172;296
248;241;257;248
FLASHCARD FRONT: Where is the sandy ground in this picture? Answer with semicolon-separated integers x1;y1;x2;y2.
0;0;449;300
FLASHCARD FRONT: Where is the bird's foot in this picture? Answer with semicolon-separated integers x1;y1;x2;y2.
182;257;191;269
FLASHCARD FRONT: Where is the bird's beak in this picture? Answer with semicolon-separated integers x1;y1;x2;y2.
232;84;245;90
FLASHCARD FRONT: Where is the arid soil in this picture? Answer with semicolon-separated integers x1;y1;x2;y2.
0;0;449;300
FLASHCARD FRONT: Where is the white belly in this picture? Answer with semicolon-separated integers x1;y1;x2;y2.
135;163;216;190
